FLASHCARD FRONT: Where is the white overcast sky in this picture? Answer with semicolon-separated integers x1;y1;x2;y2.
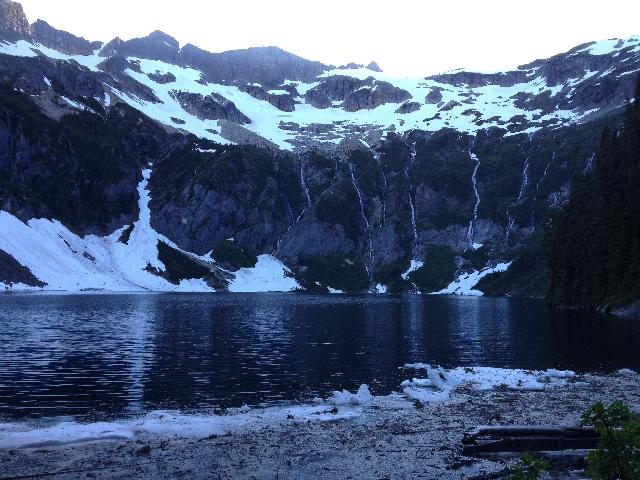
18;0;640;77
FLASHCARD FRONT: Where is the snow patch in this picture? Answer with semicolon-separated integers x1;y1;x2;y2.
402;260;424;280
432;262;511;296
228;255;300;292
0;402;364;450
0;169;213;292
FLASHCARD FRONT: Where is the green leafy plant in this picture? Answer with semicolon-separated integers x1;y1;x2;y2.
508;453;550;480
581;401;640;480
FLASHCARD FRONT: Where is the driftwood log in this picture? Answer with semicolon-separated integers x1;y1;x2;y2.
462;425;599;456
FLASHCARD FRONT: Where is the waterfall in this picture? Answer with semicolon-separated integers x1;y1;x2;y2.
273;157;313;254
506;155;530;238
349;163;373;279
466;148;481;245
376;152;388;226
584;152;596;173
299;158;312;210
536;151;555;193
517;157;530;203
405;143;418;247
531;152;555;231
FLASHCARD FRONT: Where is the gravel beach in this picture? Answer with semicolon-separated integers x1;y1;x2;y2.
1;371;639;479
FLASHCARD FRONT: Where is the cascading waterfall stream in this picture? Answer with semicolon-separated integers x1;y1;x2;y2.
405;143;418;250
466;147;481;246
273;157;313;254
530;152;554;231
376;152;389;226
299;159;312;212
349;163;373;280
583;152;596;173
506;151;530;238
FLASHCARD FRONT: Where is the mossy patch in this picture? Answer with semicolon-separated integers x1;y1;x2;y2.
408;244;457;293
212;239;257;271
297;254;369;293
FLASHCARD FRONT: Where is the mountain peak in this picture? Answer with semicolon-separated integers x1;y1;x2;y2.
100;30;180;61
31;19;101;55
0;0;31;36
366;61;382;72
147;30;179;48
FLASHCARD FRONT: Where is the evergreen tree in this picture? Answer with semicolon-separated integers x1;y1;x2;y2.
547;77;640;310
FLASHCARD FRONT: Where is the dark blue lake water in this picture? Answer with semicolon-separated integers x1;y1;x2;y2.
0;293;639;420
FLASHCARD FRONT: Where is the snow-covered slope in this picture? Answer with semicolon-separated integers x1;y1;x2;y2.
1;33;639;150
0;169;299;292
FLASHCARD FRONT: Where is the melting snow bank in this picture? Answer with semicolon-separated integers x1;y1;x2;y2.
0;366;594;450
3;373;640;479
0;388;384;450
227;255;300;292
432;262;511;296
0;169;212;292
401;365;578;403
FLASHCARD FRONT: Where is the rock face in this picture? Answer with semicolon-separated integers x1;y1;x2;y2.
0;249;45;287
147;71;176;84
0;0;30;36
242;84;296;112
0;85;173;234
305;76;411;111
172;91;251;124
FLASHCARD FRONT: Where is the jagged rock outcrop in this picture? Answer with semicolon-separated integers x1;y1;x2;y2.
171;91;251;124
0;249;45;287
241;84;296;112
31;20;101;55
147;71;176;84
100;30;180;64
396;101;421;114
0;0;30;37
305;75;411;111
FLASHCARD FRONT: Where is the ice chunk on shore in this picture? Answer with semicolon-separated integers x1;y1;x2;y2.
401;365;577;403
618;368;638;376
329;384;373;406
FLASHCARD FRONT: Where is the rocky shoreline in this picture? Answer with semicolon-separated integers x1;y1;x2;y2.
1;372;639;479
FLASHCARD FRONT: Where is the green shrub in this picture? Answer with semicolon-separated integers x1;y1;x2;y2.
508;453;550;480
212;240;257;271
298;254;369;293
373;259;411;293
581;401;640;480
408;244;456;293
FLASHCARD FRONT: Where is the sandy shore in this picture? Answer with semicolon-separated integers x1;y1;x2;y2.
1;372;639;480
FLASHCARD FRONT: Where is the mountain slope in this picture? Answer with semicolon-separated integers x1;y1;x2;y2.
0;0;638;299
